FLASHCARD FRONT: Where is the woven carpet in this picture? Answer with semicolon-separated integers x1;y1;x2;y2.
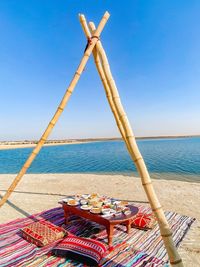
0;204;195;267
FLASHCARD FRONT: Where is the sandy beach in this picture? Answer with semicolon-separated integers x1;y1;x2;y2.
0;173;199;265
0;141;93;150
1;135;199;150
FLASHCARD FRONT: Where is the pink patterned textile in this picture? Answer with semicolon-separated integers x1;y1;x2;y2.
0;206;195;267
52;234;108;266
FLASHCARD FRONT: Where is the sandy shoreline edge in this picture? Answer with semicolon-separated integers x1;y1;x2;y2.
0;141;94;150
1;135;200;150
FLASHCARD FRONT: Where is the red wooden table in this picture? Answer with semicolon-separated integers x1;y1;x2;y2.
62;203;138;246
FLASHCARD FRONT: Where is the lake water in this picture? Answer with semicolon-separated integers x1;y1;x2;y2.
0;138;200;182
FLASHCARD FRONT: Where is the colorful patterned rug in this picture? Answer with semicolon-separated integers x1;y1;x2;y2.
0;204;195;267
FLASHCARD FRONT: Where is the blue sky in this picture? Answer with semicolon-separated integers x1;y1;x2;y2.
0;1;200;140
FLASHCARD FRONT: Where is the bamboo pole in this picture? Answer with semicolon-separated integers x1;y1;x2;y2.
0;12;110;208
79;15;132;154
89;22;183;267
80;19;183;266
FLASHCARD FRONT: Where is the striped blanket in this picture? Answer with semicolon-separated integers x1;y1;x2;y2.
0;204;195;266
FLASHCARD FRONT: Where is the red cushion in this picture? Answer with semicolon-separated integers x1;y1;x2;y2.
52;235;108;266
21;220;66;247
131;213;157;230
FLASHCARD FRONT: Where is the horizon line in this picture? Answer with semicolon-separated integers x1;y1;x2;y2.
0;134;200;143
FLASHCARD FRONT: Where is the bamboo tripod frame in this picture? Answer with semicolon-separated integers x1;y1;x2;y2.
0;12;110;208
0;12;183;267
79;16;183;267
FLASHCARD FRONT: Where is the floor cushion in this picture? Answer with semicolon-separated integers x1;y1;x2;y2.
52;235;108;266
21;220;66;247
131;213;157;230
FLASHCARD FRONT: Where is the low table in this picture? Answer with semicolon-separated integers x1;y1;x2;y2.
62;203;138;246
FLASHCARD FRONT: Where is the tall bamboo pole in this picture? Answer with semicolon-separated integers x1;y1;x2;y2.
79;15;131;154
0;12;110;208
79;18;183;266
89;22;183;267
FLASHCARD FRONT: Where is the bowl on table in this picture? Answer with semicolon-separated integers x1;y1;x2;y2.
90;207;102;214
67;199;79;206
80;199;88;205
102;208;112;216
80;205;92;210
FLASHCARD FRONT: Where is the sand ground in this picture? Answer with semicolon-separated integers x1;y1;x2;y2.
0;174;200;266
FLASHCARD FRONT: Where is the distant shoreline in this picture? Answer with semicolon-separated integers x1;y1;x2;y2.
0;135;199;150
0;140;93;150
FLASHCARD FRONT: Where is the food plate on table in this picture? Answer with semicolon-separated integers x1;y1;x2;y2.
62;198;73;203
116;206;123;212
90;207;102;214
101;214;112;218
123;207;131;215
90;201;103;208
80;205;92;210
89;193;100;200
80;199;88;205
102;208;112;215
67;199;79;206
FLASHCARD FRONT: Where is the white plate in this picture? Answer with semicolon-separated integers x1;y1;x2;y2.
101;214;112;218
80;199;88;205
80;205;92;210
90;208;102;214
67;200;79;206
102;208;112;215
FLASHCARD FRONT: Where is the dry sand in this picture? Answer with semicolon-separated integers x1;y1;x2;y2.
0;174;200;265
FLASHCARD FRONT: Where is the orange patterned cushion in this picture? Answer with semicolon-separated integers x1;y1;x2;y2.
21;220;66;247
131;213;157;230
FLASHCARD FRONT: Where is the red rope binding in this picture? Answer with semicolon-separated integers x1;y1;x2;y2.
84;36;99;53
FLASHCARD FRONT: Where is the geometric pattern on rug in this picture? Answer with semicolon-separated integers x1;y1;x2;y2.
0;204;195;267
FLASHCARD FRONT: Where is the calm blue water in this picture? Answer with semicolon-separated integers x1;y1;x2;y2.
0;138;200;181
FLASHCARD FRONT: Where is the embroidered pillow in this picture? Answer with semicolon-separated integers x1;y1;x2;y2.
21;220;66;247
52;235;108;266
131;213;157;230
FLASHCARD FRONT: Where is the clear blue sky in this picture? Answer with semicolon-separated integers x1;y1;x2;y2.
0;1;200;140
